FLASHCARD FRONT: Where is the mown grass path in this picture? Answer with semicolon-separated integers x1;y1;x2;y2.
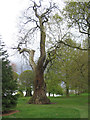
2;95;88;118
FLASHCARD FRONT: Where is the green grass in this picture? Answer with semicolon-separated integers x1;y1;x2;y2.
2;95;88;118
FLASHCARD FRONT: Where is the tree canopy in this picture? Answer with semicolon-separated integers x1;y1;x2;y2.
63;1;90;48
46;39;88;96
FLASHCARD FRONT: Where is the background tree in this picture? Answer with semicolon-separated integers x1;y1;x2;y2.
69;50;88;95
19;70;34;97
1;41;18;113
63;2;89;94
63;1;90;48
45;70;63;97
13;72;24;97
46;39;88;96
46;40;77;97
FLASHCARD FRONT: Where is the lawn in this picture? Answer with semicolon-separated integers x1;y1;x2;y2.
2;94;88;119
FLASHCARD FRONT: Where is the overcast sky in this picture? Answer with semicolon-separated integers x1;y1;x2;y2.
0;0;30;46
0;0;31;73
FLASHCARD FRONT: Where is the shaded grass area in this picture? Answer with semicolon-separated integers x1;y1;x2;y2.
2;95;88;118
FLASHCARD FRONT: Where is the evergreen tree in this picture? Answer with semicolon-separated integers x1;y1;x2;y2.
0;41;18;113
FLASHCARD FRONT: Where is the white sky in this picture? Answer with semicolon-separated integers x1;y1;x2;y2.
0;0;29;46
0;0;30;73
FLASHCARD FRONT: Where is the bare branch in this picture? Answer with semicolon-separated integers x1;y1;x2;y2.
43;59;49;70
57;40;88;51
78;25;89;35
19;48;36;71
24;16;40;28
21;27;38;41
29;50;36;71
41;2;55;18
12;43;36;71
19;48;30;54
43;49;57;70
33;1;40;18
41;3;56;24
42;17;48;24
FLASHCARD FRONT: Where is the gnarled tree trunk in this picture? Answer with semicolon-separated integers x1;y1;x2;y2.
28;66;50;104
28;13;51;104
17;1;53;104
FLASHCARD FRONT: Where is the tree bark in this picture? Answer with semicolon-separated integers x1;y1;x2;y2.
48;92;51;97
28;14;51;104
66;88;69;97
53;93;54;97
28;66;50;104
25;87;32;97
66;84;69;97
